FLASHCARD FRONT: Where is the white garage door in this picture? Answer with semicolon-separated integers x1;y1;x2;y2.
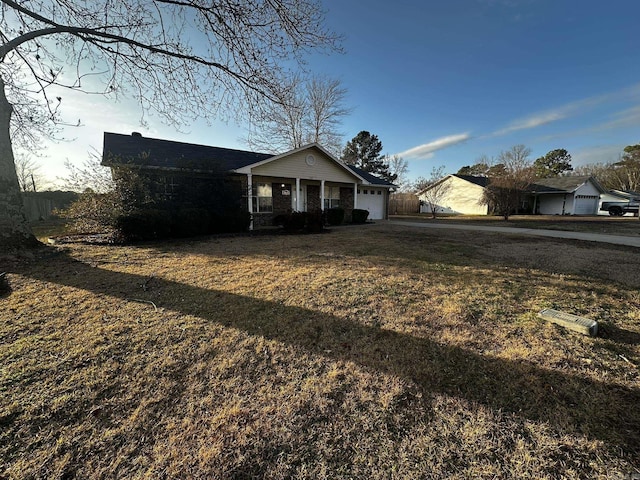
357;188;385;219
574;195;598;215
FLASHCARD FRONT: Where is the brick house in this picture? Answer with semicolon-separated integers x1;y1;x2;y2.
102;132;394;228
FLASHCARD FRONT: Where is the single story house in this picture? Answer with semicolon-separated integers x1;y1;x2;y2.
418;174;605;216
101;132;394;228
530;176;605;215
418;174;490;215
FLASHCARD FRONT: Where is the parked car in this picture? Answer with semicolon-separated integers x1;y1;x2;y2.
600;200;640;216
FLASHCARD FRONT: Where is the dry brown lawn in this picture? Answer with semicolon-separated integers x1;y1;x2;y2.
2;223;639;479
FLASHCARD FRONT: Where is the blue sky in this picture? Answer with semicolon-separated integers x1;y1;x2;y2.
35;0;640;185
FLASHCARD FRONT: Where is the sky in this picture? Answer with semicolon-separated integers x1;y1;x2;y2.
26;0;640;187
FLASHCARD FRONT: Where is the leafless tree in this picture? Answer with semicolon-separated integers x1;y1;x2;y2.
482;145;535;220
385;154;409;191
61;151;114;194
415;165;450;218
247;74;350;155
0;0;341;248
15;153;45;192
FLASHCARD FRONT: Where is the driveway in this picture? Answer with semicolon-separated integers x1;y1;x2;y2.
387;220;640;248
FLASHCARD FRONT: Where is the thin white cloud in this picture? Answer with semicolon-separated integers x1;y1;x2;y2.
535;103;640;143
396;133;471;159
490;83;640;137
492;111;565;136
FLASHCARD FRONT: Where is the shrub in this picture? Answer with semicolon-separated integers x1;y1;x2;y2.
58;190;122;233
210;209;252;233
351;208;369;224
275;211;307;232
172;208;210;237
305;209;325;233
326;207;345;226
115;209;172;241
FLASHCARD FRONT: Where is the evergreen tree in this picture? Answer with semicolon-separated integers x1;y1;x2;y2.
342;131;395;182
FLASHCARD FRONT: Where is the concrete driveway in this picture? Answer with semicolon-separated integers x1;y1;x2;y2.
387;220;640;248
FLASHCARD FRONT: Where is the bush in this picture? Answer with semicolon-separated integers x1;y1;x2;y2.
115;209;172;241
272;210;325;233
305;209;325;233
326;207;345;226
274;211;307;232
58;190;122;233
210;209;252;233
351;208;369;224
171;208;210;237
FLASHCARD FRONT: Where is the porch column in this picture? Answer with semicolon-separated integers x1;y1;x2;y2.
295;177;301;212
320;180;325;211
353;183;358;209
247;173;253;230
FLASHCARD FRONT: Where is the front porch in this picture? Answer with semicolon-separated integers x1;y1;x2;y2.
244;176;359;228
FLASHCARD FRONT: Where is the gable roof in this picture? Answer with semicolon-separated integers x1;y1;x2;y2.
452;174;490;187
530;176;605;194
102;133;393;187
102;132;272;172
346;165;395;187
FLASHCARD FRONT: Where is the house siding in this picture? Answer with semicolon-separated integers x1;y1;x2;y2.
537;181;601;215
419;176;488;215
251;150;357;183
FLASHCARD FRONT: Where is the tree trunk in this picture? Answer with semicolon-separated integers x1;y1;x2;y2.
0;77;39;250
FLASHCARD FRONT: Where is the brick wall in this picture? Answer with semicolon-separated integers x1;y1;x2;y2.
340;187;354;222
307;185;321;212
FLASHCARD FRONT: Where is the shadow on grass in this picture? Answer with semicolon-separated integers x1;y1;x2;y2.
12;252;640;457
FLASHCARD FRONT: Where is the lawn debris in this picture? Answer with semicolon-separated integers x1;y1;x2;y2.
126;298;158;312
538;308;598;336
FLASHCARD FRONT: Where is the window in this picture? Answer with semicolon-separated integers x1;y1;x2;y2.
377;190;382;195
363;189;368;195
324;186;341;209
252;182;273;213
160;176;181;200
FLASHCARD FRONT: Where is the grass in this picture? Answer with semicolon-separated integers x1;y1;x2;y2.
2;224;639;478
392;213;640;236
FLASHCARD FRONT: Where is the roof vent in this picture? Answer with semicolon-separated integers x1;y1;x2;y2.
131;131;142;137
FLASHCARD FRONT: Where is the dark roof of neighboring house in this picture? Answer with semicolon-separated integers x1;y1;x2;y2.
102;132;272;172
346;165;395;186
452;174;490;187
530;175;604;194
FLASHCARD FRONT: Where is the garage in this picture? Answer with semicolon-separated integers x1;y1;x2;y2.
574;194;599;215
357;187;386;219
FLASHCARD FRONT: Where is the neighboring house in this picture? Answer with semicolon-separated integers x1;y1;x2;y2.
531;176;604;215
598;189;640;216
417;174;605;216
101;132;394;228
417;174;490;215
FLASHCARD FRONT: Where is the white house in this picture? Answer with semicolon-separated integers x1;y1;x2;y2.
531;176;605;215
417;174;490;215
418;174;605;216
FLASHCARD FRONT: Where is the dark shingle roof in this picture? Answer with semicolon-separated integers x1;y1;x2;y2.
453;174;490;187
531;176;603;193
346;165;395;186
102;132;272;172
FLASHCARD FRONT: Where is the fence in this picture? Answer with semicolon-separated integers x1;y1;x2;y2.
389;193;420;215
21;191;78;221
